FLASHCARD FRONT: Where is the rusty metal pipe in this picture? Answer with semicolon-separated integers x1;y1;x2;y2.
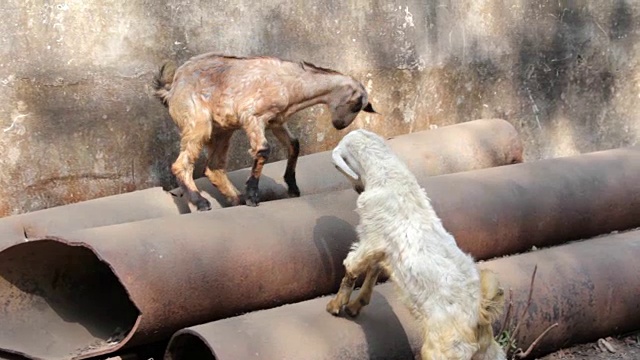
177;118;523;211
164;230;640;360
0;146;639;359
0;119;522;246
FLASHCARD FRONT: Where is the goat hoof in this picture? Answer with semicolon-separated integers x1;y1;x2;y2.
245;189;260;207
245;194;259;207
344;305;361;318
195;198;212;211
288;186;301;198
326;300;342;316
228;196;242;207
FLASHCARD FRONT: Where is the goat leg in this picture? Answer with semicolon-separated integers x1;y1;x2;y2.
271;124;300;197
344;263;384;317
326;272;357;316
204;131;242;206
327;247;385;316
244;123;271;207
172;139;211;212
245;145;270;207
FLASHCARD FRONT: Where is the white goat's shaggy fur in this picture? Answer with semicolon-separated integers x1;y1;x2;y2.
326;129;506;360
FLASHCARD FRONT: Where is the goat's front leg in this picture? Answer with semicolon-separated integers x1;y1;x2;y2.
204;130;242;206
326;243;385;316
271;123;300;197
344;263;385;317
244;121;270;207
326;270;359;316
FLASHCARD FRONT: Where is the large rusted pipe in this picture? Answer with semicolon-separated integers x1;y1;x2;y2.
0;146;638;359
164;230;640;360
175;118;523;211
0;119;522;246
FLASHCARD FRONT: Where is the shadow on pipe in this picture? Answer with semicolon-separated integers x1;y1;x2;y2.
0;240;140;360
0;351;30;360
164;230;640;360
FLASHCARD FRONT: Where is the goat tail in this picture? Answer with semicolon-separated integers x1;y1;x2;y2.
153;60;178;107
478;268;505;326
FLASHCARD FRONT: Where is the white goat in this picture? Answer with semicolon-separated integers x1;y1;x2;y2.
325;129;506;360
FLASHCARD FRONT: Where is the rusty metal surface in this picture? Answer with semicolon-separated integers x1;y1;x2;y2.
166;285;423;360
0;119;522;247
480;231;640;357
430;145;640;257
164;230;640;360
0;238;141;360
0;187;181;248
0;146;639;359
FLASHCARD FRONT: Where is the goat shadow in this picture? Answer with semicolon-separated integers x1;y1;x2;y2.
349;289;417;359
312;215;358;288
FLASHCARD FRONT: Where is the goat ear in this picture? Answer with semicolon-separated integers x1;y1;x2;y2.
332;149;359;180
362;103;377;113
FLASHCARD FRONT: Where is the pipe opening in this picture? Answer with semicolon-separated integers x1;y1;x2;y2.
166;332;217;360
0;239;140;359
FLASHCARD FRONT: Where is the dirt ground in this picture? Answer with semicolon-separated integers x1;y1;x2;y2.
536;333;640;360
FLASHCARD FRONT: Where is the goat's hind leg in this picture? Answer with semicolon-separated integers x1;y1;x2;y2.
271;123;300;197
344;263;384;317
172;130;211;211
421;321;479;360
204;130;242;206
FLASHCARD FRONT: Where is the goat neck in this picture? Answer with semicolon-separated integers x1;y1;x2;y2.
283;71;356;118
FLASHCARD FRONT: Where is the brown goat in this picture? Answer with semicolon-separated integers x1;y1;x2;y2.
153;53;377;210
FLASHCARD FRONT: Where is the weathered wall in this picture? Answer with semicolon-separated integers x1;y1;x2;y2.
1;0;639;216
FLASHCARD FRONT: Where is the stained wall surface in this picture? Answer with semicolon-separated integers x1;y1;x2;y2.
1;1;638;216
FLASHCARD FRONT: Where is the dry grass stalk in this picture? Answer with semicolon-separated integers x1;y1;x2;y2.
496;265;559;359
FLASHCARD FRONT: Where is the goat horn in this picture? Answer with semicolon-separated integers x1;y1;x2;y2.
331;149;359;180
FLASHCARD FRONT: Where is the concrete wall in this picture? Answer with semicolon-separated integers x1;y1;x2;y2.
1;0;639;216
